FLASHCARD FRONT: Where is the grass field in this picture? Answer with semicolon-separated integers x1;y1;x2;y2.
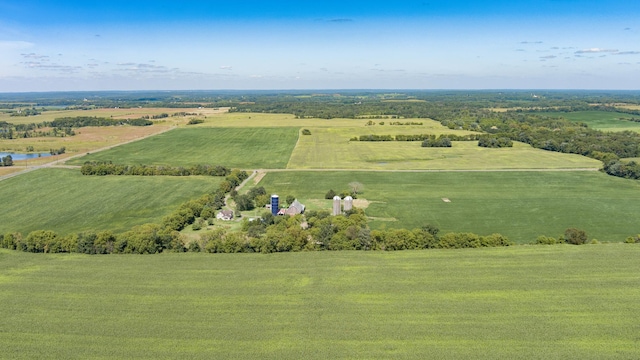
0;168;222;235
67;127;300;169
287;133;599;170
539;111;640;132
149;112;600;170
1;246;639;359
258;170;640;243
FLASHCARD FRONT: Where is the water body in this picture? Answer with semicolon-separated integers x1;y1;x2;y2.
0;152;52;160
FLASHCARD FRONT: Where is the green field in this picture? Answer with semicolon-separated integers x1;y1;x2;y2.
67;127;300;169
200;113;600;170
540;111;640;132
0;168;221;235
1;246;639;359
288;135;599;170
258;170;640;243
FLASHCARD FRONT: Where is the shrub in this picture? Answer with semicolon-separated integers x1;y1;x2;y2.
535;235;559;245
564;228;588;245
301;129;311;135
325;189;337;199
625;235;640;243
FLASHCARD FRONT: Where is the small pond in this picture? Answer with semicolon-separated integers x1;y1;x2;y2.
0;152;53;160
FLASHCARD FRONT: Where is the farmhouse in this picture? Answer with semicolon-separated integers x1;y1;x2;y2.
216;210;234;221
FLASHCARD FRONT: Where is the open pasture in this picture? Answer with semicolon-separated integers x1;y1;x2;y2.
539;111;640;132
67;127;300;169
287;130;599;170
258;170;640;243
0;168;221;235
1;245;639;359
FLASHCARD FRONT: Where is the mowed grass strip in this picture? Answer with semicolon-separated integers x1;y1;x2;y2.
258;170;640;243
0;168;221;235
0;246;639;359
67;127;300;169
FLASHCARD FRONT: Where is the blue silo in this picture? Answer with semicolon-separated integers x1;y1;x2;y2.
271;195;279;216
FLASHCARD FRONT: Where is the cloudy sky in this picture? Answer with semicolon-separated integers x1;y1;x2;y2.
0;0;639;91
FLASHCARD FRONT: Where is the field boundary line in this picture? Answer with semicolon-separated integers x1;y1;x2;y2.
285;128;302;169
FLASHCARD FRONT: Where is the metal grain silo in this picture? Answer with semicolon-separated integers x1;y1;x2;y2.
271;195;279;216
333;195;342;216
344;196;353;211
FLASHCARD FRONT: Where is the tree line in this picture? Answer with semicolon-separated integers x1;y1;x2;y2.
354;134;479;142
50;116;153;128
0;208;513;255
80;161;232;177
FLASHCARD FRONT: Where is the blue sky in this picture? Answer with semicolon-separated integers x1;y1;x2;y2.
1;0;639;91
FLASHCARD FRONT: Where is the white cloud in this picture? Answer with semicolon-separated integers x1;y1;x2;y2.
219;66;233;70
575;48;618;54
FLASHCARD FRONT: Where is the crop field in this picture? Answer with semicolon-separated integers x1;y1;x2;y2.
67;127;300;169
0;168;222;235
1;245;639;359
258;170;640;243
539;111;640;132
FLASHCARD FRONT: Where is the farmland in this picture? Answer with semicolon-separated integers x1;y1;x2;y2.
67;127;300;169
258;170;640;243
0;168;222;235
1;245;639;359
2;91;640;358
66;112;599;170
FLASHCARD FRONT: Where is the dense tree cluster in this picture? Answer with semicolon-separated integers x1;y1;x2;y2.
355;134;478;142
80;161;231;177
50;116;153;128
0;115;152;140
1;155;13;167
536;228;589;245
477;136;513;148
421;137;452;147
49;147;66;155
188;209;513;254
9;107;41;117
602;160;640;179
